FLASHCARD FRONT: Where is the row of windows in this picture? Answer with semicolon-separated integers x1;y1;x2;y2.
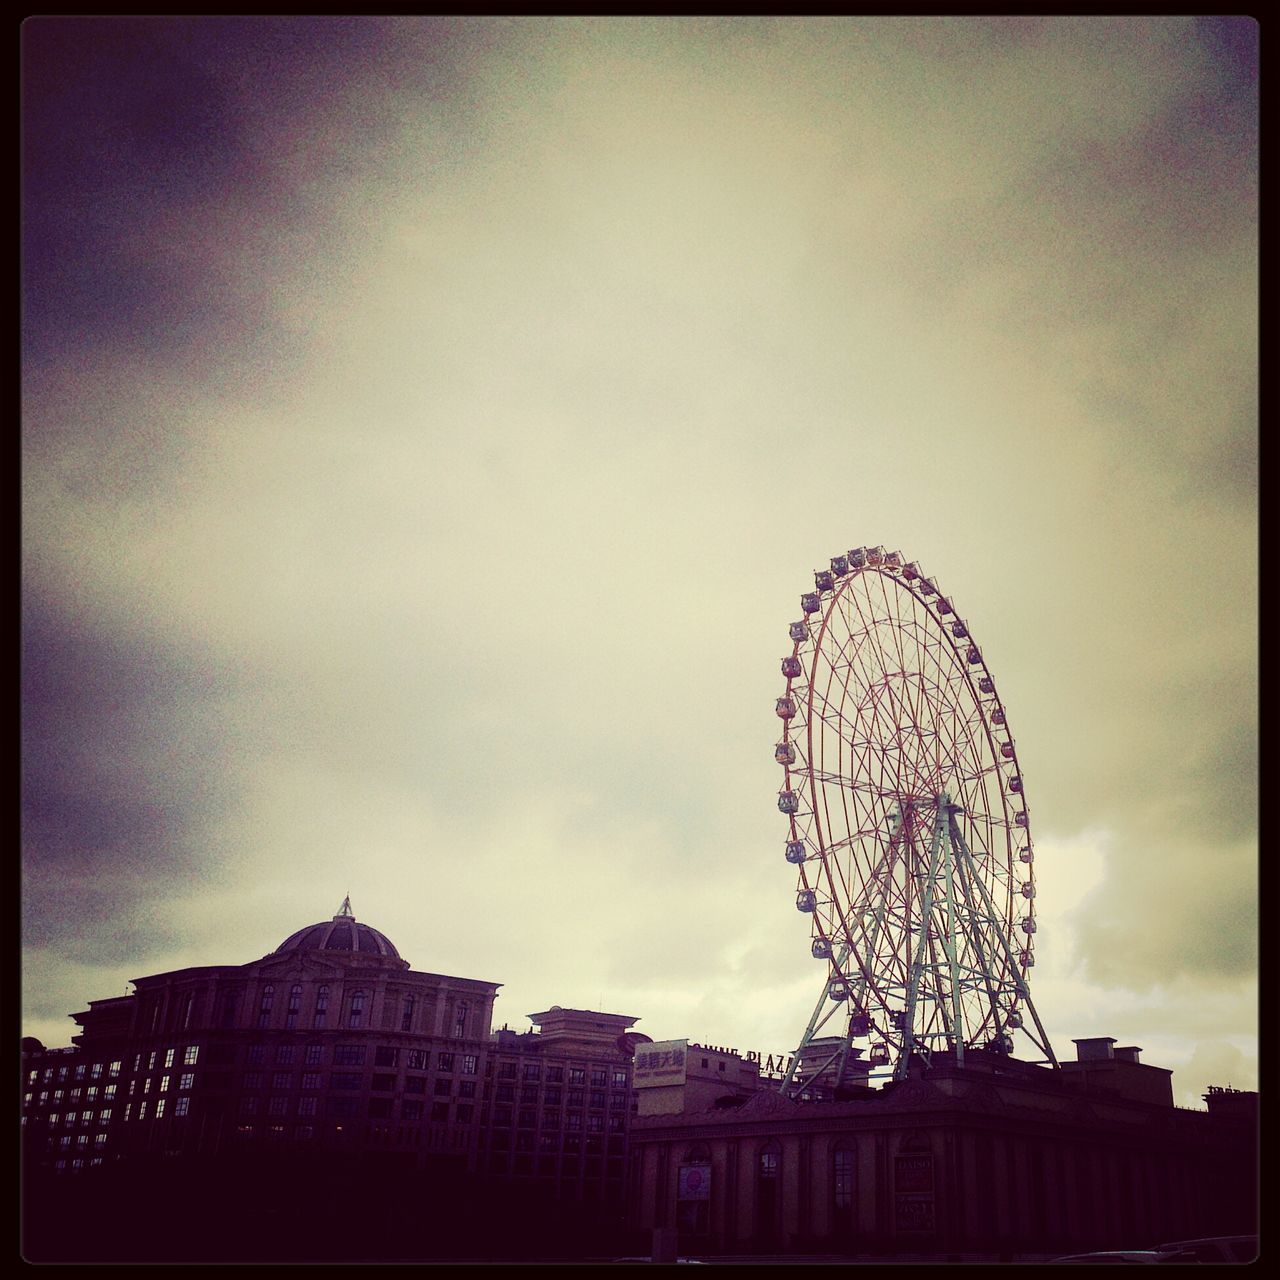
490;1108;625;1133
131;1047;199;1071
28;1060;123;1086
494;1063;627;1088
27;1084;119;1107
237;1095;464;1122
491;1085;626;1109
235;987;472;1035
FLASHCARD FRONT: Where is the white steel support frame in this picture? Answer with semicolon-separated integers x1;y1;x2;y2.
781;795;1057;1096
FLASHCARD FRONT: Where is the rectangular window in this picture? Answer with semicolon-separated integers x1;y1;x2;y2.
109;1061;122;1078
305;1044;323;1066
518;1108;536;1128
160;1076;171;1093
462;1054;478;1075
405;1076;426;1094
238;1097;257;1116
403;1100;423;1121
276;1046;295;1065
95;1133;109;1148
143;1078;153;1094
589;1091;605;1109
74;1064;86;1081
493;1106;512;1126
590;1069;607;1087
568;1091;584;1108
164;1049;176;1069
612;1070;628;1088
243;1073;262;1090
522;1063;541;1082
148;1052;158;1070
297;1097;317;1116
330;1097;358;1117
372;1074;396;1092
104;1085;117;1101
272;1073;290;1090
179;1073;195;1090
407;1050;427;1070
608;1115;625;1132
138;1101;149;1121
438;1052;455;1072
123;1104;132;1123
174;1098;190;1117
586;1114;603;1132
498;1062;516;1080
566;1113;582;1131
430;1103;449;1122
86;1087;99;1102
268;1096;287;1116
434;1079;452;1097
333;1045;366;1067
296;1125;314;1140
301;1073;322;1091
332;1073;362;1090
91;1063;103;1079
568;1068;585;1086
375;1047;399;1068
184;1045;199;1066
369;1098;391;1118
247;1046;265;1065
456;1104;473;1123
496;1085;514;1103
459;1081;476;1098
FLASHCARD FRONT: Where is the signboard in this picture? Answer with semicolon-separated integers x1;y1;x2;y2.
894;1153;935;1233
894;1153;934;1193
678;1163;711;1201
632;1039;688;1087
894;1195;935;1233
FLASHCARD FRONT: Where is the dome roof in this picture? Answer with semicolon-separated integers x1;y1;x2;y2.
275;897;402;961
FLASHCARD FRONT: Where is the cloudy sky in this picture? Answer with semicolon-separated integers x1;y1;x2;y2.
23;17;1256;1107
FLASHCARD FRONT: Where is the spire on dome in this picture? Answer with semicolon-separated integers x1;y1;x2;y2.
335;894;354;919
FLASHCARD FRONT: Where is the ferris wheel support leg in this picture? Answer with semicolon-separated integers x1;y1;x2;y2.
949;841;1013;1052
941;818;966;1071
849;806;906;1013
949;815;1059;1069
779;944;850;1094
894;795;949;1081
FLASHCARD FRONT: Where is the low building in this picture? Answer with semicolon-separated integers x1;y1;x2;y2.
628;1040;1257;1257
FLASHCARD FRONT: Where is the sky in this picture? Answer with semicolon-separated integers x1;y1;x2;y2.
22;16;1257;1108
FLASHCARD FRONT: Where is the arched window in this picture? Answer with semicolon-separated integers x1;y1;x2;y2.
453;1002;469;1038
257;986;274;1028
180;993;195;1030
401;995;415;1033
348;990;366;1028
286;984;302;1029
314;986;329;1027
757;1141;781;1242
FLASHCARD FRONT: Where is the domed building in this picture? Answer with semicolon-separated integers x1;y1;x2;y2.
22;898;642;1211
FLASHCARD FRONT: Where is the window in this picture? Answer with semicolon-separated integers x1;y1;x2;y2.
375;1047;399;1068
272;1073;290;1090
181;993;195;1029
522;1063;541;1082
258;986;275;1027
286;985;302;1029
459;1081;476;1099
333;1045;366;1066
347;991;366;1028
612;1070;628;1088
330;1097;358;1117
456;1104;473;1123
268;1096;287;1116
298;1097;318;1116
568;1091;584;1108
247;1046;265;1065
518;1109;536;1128
566;1114;582;1131
87;1087;99;1102
104;1085;117;1101
608;1115;625;1132
403;1100;423;1121
276;1045;295;1065
590;1069;607;1087
758;1141;781;1239
833;1145;854;1213
301;1073;322;1091
369;1098;391;1118
453;1003;469;1038
90;1063;103;1080
589;1092;605;1109
174;1098;189;1117
431;1103;449;1122
123;1104;132;1123
332;1074;362;1091
405;1076;426;1094
407;1049;427;1071
494;1107;513;1126
544;1087;561;1105
296;1125;315;1140
238;1097;257;1116
75;1064;86;1081
568;1069;585;1086
159;1076;170;1093
314;986;329;1027
164;1049;176;1069
143;1078;153;1093
243;1073;262;1090
109;1061;122;1078
438;1052;455;1072
372;1074;396;1092
305;1044;323;1066
586;1114;603;1132
183;1046;199;1067
462;1054;478;1075
401;995;415;1032
220;989;242;1027
498;1063;516;1080
138;1101;149;1121
434;1079;452;1097
496;1085;514;1103
148;1052;158;1070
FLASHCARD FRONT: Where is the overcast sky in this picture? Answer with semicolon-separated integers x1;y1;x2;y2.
22;17;1256;1107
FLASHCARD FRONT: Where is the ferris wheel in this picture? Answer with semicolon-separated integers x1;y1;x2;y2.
774;545;1057;1093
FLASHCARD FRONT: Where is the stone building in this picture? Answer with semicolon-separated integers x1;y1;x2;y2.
628;1042;1257;1257
21;899;643;1215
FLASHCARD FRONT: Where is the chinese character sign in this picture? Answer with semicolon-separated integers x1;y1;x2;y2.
632;1038;689;1088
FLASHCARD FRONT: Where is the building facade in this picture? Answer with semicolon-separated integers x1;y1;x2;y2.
628;1042;1257;1258
21;900;644;1217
